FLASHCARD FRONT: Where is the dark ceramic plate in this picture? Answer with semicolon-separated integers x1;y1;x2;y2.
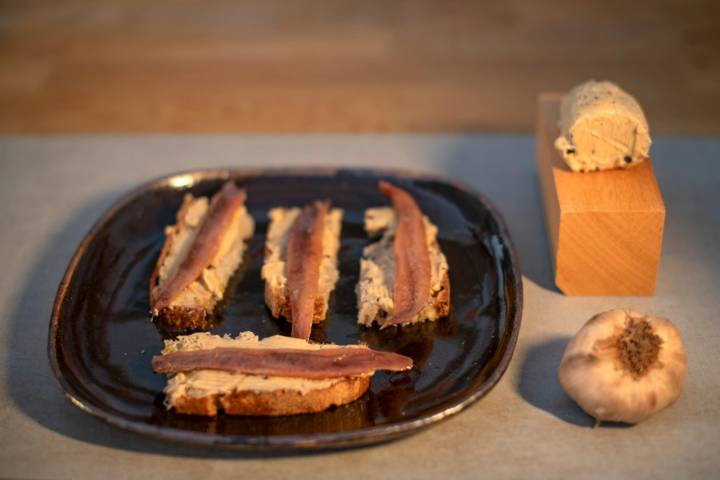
49;168;522;450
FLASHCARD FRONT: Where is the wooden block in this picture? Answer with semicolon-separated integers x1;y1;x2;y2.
536;93;665;295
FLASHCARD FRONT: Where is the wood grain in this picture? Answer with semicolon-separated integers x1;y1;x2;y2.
536;94;665;295
1;0;719;133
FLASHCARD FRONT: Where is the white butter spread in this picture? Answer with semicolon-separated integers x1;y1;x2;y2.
356;207;449;326
161;332;365;406
155;196;254;311
554;80;651;172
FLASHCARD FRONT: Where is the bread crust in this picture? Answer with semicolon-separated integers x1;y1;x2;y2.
264;281;328;325
155;306;208;330
434;269;451;318
170;376;370;416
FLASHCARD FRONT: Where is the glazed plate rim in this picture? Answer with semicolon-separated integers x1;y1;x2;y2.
48;166;523;451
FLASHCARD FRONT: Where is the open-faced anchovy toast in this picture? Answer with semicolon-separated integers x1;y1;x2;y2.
149;181;255;330
152;332;412;416
261;201;343;340
356;181;451;328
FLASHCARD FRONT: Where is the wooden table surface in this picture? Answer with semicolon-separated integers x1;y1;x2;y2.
1;0;719;134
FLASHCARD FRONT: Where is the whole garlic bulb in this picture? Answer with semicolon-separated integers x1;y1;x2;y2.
558;309;686;424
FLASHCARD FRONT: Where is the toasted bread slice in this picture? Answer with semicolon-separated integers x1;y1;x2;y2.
171;376;370;416
157;332;374;416
149;190;254;330
261;206;343;324
357;207;450;327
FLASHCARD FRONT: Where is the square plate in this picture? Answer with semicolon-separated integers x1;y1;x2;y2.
49;168;522;450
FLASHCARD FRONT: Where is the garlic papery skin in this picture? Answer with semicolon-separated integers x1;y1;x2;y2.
558;309;687;424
